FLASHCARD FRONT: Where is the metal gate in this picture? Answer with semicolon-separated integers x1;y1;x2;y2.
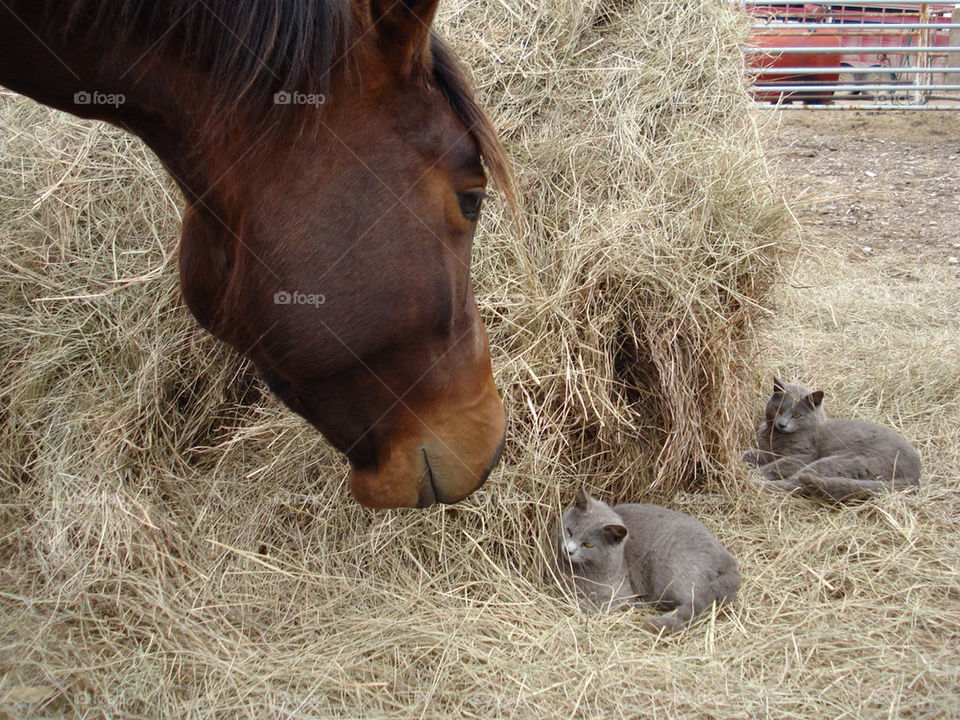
742;1;960;109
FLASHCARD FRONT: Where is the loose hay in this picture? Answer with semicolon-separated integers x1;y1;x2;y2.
2;0;958;718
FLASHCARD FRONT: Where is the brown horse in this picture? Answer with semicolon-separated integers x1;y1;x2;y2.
0;0;514;509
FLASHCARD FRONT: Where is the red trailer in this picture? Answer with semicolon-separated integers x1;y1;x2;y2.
749;27;842;102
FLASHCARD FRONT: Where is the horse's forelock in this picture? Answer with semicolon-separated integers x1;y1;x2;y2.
429;34;518;222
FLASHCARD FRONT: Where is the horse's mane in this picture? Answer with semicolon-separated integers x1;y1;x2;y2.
62;0;352;121
58;0;515;206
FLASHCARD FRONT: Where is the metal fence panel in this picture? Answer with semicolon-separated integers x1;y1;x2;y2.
742;1;960;109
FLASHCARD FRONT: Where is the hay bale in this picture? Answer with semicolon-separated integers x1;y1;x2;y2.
0;0;795;715
459;0;793;498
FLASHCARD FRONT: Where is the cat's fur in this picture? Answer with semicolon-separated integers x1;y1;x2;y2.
553;490;739;633
743;378;921;501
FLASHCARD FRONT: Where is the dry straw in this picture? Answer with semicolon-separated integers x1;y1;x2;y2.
3;0;957;718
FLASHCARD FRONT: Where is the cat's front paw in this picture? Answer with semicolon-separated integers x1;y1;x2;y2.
762;478;803;494
741;448;764;468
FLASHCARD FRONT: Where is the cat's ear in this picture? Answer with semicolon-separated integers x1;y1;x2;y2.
601;524;628;545
574;489;592;510
773;377;785;393
806;390;824;408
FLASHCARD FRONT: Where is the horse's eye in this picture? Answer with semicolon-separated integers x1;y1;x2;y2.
457;190;486;222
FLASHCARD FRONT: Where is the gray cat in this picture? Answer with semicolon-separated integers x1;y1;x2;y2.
744;378;921;501
553;490;739;633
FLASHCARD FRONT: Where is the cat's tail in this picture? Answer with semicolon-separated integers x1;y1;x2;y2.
796;474;918;503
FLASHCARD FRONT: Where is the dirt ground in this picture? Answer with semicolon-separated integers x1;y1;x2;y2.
763;111;960;262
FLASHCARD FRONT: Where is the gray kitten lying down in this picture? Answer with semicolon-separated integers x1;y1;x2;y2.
744;379;921;502
553;490;739;633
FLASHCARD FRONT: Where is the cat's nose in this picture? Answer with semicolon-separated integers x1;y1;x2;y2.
565;540;578;555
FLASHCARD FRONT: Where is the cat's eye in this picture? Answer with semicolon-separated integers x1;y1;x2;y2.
582;541;593;548
566;528;573;537
792;413;801;418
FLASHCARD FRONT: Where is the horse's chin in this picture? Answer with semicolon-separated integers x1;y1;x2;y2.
347;412;506;510
346;453;480;509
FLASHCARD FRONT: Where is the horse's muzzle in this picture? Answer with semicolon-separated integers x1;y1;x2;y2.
347;377;507;509
416;428;505;508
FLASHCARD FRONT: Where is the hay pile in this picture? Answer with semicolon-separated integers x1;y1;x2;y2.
14;1;960;718
461;0;791;498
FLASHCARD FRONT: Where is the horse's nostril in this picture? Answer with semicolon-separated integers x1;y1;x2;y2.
417;449;438;508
